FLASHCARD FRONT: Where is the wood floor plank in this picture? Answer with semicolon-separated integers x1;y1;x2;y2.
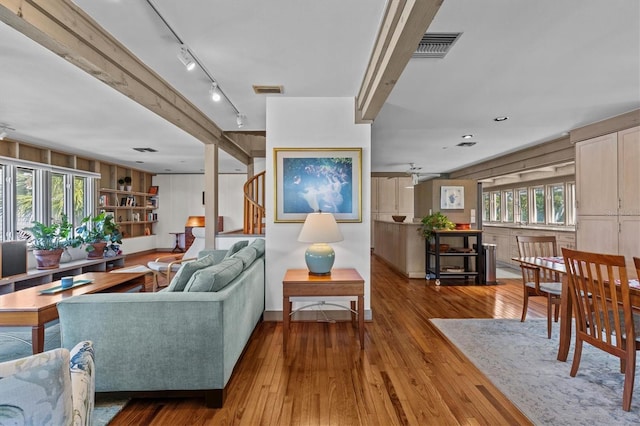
110;252;542;425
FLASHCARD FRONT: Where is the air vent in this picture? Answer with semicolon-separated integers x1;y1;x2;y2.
457;142;476;147
412;32;462;59
133;147;157;152
252;85;283;95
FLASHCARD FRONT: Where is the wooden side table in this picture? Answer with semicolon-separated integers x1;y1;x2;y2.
282;268;365;352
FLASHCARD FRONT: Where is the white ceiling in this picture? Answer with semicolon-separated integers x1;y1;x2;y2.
0;0;638;175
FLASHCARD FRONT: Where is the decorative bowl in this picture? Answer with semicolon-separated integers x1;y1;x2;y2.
392;215;406;223
455;223;471;230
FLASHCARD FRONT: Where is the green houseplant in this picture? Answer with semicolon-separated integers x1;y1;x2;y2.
75;212;123;258
25;215;78;269
418;211;456;241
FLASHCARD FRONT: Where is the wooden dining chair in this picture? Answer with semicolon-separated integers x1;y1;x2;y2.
562;248;640;411
516;235;562;338
634;257;640;280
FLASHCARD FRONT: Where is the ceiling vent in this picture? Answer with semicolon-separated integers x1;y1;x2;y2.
412;33;462;59
133;147;157;152
252;85;283;95
457;142;476;147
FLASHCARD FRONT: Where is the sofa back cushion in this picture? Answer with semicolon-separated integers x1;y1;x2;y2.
183;257;244;292
166;254;217;292
249;238;265;257
224;240;249;258
231;246;258;269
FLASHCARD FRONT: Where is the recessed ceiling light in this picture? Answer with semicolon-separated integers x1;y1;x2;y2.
462;134;473;139
494;116;509;122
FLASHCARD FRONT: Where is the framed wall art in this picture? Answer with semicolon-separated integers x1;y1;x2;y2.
440;185;464;209
274;147;362;222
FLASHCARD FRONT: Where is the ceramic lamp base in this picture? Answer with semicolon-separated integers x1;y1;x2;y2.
305;243;335;275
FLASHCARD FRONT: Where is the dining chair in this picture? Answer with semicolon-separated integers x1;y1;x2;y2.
516;235;563;338
634;257;640;280
562;248;640;411
147;226;206;290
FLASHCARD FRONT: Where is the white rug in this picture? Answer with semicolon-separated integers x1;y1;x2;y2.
430;318;640;425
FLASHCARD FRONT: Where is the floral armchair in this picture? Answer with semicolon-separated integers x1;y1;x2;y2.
0;341;95;425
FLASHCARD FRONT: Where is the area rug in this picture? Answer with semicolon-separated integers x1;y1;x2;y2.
430;318;640;425
0;323;128;425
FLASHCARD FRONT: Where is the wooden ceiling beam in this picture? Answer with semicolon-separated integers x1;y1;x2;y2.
356;0;443;123
0;0;248;164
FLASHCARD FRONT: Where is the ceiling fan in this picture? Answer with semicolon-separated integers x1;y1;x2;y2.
404;163;440;185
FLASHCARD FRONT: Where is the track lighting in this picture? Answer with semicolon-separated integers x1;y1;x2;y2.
177;44;195;71
236;113;245;128
0;131;6;140
210;82;221;102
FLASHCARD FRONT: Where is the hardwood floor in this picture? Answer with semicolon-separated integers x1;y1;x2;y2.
115;253;547;425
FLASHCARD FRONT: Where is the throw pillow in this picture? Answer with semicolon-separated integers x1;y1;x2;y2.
166;254;217;292
183;257;244;292
223;240;249;258
231;246;257;269
248;238;265;257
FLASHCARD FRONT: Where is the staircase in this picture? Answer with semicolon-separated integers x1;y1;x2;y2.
243;171;265;234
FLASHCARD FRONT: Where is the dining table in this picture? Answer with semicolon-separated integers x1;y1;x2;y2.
512;256;640;361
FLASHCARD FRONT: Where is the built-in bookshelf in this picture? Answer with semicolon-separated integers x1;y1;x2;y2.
98;164;157;238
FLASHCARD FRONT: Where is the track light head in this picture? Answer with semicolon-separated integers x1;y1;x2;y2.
0;131;6;140
177;44;195;71
210;82;221;102
236;113;245;128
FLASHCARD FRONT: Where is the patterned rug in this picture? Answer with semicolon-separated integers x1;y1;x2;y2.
430;318;640;425
0;323;127;425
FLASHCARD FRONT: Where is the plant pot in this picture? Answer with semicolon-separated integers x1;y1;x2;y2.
87;242;107;259
118;185;124;191
33;248;63;270
125;185;132;192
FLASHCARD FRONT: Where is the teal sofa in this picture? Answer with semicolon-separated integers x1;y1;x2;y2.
57;239;265;407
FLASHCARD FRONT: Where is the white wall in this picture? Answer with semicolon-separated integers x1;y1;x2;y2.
152;173;246;249
265;97;372;317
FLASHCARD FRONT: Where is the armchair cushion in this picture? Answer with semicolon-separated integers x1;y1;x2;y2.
224;240;249;258
166;254;218;292
184;257;244;292
0;341;94;426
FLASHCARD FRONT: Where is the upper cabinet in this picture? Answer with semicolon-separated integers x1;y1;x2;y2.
372;176;414;218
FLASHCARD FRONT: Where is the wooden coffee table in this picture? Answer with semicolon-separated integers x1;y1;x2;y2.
0;272;146;354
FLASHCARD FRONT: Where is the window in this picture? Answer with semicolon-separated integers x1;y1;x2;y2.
491;191;501;222
532;186;545;224
515;188;528;224
548;183;565;224
51;173;65;223
16;168;34;232
503;190;514;222
482;192;490;222
565;182;576;226
74;176;87;227
0;166;3;241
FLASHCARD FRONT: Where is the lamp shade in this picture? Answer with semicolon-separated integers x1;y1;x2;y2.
298;212;343;275
297;212;343;243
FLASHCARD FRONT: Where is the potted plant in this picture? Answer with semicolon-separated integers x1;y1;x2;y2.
124;176;132;192
24;215;78;269
418;212;456;250
118;178;125;191
75;212;123;258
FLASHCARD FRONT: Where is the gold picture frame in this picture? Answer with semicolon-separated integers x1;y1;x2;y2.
274;147;362;222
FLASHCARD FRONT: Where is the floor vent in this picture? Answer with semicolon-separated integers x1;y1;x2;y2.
412;33;462;59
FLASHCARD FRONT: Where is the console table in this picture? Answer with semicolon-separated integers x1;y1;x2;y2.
282;268;365;352
0;255;125;294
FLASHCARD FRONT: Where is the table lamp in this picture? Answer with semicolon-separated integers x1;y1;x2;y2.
298;212;343;275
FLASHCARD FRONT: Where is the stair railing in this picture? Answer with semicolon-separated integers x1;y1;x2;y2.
243;171;265;234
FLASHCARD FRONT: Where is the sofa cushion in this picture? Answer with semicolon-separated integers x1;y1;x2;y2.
183;257;244;292
248;238;265;257
231;246;258;269
166;254;218;292
224;240;249;258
